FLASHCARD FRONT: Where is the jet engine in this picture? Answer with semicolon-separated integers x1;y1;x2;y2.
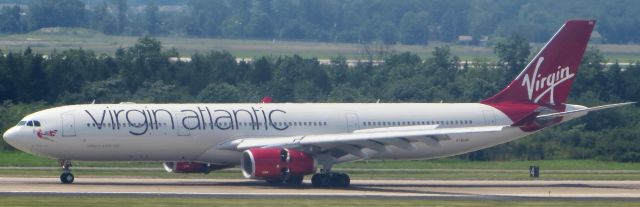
241;148;316;180
163;161;231;174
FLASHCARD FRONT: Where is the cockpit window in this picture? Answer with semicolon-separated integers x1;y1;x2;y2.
19;120;41;127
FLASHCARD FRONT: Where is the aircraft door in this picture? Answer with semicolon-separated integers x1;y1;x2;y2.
345;112;360;132
482;110;497;125
61;114;76;137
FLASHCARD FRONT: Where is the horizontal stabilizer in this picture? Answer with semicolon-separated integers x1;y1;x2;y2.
537;102;636;120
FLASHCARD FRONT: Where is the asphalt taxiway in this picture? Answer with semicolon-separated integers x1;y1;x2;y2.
1;177;639;200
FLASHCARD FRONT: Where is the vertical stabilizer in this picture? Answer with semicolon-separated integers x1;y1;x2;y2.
481;20;595;106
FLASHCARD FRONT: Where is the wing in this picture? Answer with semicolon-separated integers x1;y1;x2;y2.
217;125;506;159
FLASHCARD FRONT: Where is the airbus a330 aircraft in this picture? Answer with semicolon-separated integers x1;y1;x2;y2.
2;19;634;187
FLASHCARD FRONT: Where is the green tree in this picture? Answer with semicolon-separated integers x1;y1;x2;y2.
0;5;25;33
144;1;160;36
493;35;531;82
118;37;166;91
377;21;397;45
27;0;86;29
197;83;242;103
90;2;118;34
113;0;127;34
248;57;273;85
398;11;430;45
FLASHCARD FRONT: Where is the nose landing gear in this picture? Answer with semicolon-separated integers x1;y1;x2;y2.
59;160;74;184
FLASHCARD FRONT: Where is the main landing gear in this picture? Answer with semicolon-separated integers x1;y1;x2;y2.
309;153;350;187
266;174;305;185
311;172;350;187
59;160;74;184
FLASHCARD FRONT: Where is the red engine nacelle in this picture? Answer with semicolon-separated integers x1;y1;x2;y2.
163;161;232;174
241;148;316;180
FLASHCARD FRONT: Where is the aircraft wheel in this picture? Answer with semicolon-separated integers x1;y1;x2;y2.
312;173;350;187
331;173;350;187
60;172;74;184
284;175;304;185
266;179;283;185
311;173;330;187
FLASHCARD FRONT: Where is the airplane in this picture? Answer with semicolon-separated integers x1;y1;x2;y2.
2;19;635;187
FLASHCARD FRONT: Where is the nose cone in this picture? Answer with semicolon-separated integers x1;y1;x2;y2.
3;127;26;151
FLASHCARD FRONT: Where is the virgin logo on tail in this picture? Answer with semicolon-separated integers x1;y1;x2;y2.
521;57;575;105
481;20;594;124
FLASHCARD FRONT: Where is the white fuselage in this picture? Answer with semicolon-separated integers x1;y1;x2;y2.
5;103;547;166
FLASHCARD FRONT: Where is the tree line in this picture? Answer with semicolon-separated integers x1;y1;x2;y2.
2;0;640;44
0;36;639;162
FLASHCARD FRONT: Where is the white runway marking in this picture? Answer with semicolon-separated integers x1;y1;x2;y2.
1;177;640;200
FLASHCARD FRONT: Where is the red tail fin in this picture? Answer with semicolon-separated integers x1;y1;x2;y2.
481;20;595;106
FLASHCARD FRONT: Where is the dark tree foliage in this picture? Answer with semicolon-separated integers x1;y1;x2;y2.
0;0;637;44
493;35;531;82
0;5;26;34
27;0;86;29
144;1;160;36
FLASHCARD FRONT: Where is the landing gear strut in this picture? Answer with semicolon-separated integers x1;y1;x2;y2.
59;160;74;184
311;172;350;187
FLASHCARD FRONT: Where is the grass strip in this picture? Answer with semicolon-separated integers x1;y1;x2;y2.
0;195;638;207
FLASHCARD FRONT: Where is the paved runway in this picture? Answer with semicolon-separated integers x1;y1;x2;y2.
1;177;640;200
